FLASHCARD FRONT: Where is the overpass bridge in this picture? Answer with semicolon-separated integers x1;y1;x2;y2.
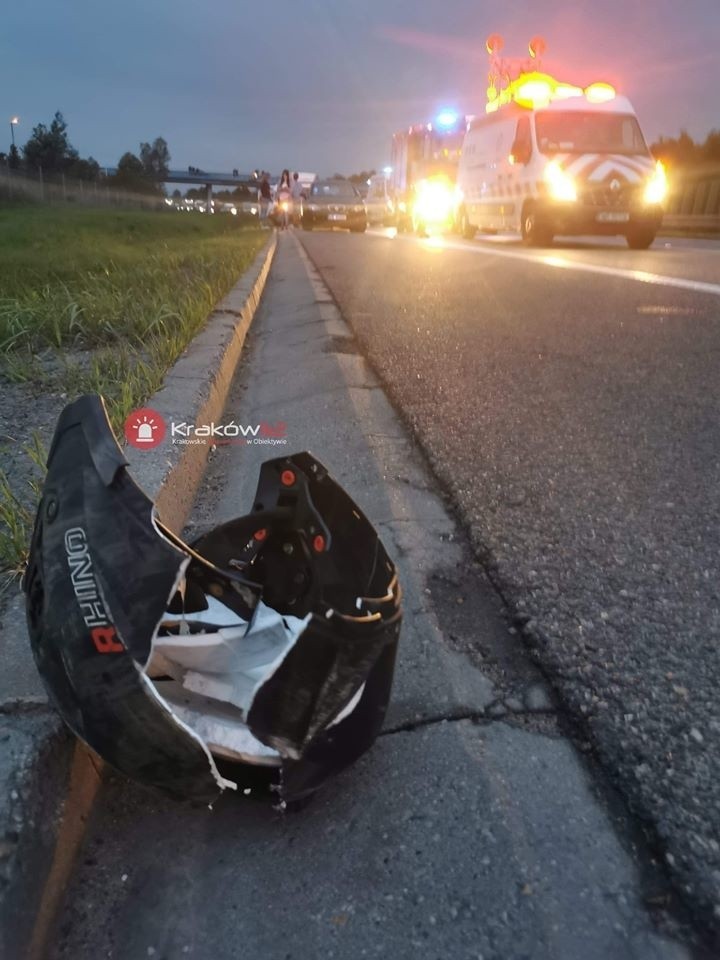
160;169;258;188
102;168;262;206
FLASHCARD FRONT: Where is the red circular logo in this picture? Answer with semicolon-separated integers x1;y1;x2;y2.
124;408;166;450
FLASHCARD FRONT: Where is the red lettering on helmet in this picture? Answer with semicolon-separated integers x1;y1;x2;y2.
91;625;123;654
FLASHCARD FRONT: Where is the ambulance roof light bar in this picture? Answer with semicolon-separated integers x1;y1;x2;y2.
485;34;616;113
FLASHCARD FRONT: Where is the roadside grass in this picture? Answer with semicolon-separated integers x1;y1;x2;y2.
0;205;266;581
0;432;44;581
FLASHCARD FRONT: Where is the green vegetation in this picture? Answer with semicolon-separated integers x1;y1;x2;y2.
0;433;45;580
0;111;168;196
650;130;720;168
0;206;263;351
0;205;266;578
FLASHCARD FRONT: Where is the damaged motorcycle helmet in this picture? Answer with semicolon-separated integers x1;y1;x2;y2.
23;395;402;803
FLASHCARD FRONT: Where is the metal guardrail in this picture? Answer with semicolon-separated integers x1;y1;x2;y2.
662;214;720;232
663;165;720;232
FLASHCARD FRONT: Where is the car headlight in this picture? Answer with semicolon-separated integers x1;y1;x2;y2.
643;161;667;205
544;161;577;201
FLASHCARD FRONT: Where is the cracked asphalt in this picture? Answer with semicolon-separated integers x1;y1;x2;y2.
49;234;703;959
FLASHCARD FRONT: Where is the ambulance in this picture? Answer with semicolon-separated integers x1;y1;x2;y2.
455;36;667;248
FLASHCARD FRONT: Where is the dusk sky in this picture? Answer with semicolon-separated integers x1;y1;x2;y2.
2;0;719;177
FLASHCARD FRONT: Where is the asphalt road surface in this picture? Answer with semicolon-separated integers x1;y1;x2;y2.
46;234;708;959
48;232;720;960
295;228;720;943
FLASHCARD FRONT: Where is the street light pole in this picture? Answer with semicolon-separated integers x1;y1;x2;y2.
10;116;19;149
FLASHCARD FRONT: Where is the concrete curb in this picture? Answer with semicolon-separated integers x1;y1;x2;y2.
126;231;277;532
0;231;277;960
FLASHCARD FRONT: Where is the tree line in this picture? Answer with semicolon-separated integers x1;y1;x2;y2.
1;111;170;195
648;131;719;167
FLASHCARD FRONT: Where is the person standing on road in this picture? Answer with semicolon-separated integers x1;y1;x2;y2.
276;169;292;230
258;172;272;226
291;172;304;225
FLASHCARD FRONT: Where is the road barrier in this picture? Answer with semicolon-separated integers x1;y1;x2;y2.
663;163;720;233
662;213;720;232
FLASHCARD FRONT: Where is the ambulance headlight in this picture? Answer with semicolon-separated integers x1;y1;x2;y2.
544;161;577;202
643;161;667;205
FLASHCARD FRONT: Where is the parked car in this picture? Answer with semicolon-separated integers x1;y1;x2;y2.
301;179;367;232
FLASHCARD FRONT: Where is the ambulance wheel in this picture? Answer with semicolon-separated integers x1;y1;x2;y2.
521;206;553;247
625;228;656;250
458;207;476;240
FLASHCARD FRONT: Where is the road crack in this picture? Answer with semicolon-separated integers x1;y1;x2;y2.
380;703;556;737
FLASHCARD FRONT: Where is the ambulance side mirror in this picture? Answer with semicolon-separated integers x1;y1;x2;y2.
510;141;531;165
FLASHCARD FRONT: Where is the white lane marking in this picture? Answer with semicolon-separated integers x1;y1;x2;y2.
409;236;720;298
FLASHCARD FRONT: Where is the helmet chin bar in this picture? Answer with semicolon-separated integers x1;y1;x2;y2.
23;395;402;804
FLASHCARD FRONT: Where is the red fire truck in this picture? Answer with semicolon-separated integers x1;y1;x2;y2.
389;111;468;234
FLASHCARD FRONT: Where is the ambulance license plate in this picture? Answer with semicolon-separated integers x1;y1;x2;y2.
328;213;347;221
596;211;630;223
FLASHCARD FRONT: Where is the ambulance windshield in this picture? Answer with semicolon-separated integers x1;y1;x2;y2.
536;112;649;157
